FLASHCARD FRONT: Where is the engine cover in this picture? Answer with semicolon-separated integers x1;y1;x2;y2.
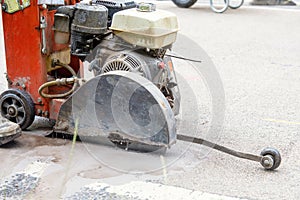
110;7;179;49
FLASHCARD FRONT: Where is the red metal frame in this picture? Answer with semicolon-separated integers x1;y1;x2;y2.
2;0;80;119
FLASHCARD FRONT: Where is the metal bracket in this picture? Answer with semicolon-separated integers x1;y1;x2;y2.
177;134;281;170
40;16;47;54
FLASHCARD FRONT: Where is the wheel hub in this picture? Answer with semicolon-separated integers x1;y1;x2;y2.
261;155;274;169
7;105;17;117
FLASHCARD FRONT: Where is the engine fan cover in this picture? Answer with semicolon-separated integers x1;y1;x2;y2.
101;53;151;79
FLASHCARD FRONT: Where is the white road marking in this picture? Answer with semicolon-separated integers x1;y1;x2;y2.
22;159;50;177
263;118;300;125
68;181;246;200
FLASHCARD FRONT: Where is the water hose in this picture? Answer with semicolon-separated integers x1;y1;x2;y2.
38;62;78;98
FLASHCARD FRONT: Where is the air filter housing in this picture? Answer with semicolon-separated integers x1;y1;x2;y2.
71;3;108;34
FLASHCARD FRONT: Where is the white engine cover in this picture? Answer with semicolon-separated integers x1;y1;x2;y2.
110;8;179;49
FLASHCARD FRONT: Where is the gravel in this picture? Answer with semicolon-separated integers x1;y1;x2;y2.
0;173;39;199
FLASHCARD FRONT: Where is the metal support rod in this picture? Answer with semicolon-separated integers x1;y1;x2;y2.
177;134;262;162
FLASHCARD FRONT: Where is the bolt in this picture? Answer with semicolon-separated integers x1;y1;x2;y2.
262;155;274;169
63;125;69;131
8;107;16;116
263;159;270;166
2;4;6;11
37;98;42;104
37;109;42;116
158;62;165;69
52;59;59;67
21;83;26;89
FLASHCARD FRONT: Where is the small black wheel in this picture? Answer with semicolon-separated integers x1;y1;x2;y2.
260;147;281;170
171;0;197;8
0;89;35;130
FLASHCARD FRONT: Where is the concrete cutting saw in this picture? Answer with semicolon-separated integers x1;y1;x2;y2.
0;0;281;170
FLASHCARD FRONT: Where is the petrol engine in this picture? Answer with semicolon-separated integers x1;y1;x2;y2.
54;1;180;115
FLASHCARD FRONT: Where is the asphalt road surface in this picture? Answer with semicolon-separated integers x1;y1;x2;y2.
0;2;300;200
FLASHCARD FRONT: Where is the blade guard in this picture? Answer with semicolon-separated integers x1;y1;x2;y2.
54;71;176;151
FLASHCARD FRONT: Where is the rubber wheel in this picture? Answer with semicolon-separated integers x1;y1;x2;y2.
0;89;35;130
210;0;229;13
171;0;197;8
260;147;281;170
